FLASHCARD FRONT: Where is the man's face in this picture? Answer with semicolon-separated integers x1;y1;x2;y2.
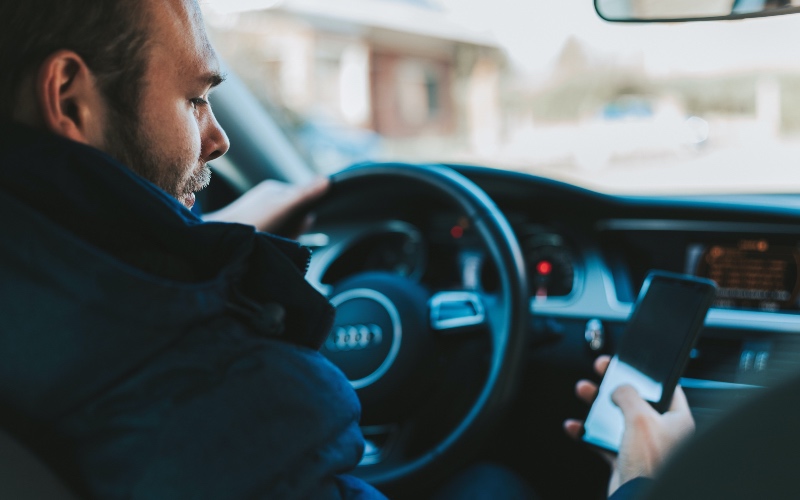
104;0;229;209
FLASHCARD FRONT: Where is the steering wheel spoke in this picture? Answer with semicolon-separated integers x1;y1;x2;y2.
359;424;400;466
429;291;487;334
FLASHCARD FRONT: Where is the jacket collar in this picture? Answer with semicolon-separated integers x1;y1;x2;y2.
0;121;334;349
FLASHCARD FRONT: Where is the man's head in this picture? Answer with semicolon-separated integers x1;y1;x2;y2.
1;0;230;208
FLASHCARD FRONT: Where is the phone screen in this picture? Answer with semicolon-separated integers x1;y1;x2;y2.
582;271;716;453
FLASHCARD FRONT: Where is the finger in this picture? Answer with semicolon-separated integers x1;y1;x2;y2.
287;213;317;240
267;180;329;237
611;385;656;421
298;213;317;234
565;420;616;466
575;379;598;405
594;355;611;377
276;214;316;240
297;177;330;203
563;419;584;440
668;385;690;413
263;178;329;216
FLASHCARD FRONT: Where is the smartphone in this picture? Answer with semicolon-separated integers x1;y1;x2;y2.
581;270;717;454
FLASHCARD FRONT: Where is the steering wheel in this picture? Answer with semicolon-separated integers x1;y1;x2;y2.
307;163;528;493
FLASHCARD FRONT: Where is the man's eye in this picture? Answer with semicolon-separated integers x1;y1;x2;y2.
190;97;209;108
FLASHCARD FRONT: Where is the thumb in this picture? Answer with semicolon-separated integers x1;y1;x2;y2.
296;177;330;205
612;385;655;421
288;213;317;240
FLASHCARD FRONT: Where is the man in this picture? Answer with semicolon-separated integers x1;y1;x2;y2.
0;0;669;498
0;0;384;497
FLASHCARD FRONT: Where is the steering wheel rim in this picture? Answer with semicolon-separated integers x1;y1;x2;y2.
317;162;528;490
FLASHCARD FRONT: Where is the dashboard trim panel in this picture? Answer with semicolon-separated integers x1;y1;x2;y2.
307;220;425;292
598;219;800;234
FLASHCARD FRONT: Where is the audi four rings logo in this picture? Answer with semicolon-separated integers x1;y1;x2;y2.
326;324;383;351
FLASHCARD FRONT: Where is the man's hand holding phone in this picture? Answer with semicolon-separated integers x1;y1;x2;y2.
563;271;714;495
564;355;696;497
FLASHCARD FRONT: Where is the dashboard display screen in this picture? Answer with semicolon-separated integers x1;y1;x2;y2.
688;240;800;312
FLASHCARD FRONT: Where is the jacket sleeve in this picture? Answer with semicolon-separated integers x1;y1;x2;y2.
333;474;390;499
609;477;654;500
57;332;372;500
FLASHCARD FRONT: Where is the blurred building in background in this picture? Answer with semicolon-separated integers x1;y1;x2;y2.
206;0;506;172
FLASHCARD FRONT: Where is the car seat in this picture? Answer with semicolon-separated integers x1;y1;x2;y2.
644;369;800;499
0;426;76;499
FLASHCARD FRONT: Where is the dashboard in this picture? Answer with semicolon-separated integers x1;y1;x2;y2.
305;166;800;401
306;214;579;300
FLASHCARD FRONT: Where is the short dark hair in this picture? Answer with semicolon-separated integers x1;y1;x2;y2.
0;0;150;121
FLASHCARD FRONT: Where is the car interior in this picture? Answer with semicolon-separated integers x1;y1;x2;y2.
199;2;800;498
8;0;800;499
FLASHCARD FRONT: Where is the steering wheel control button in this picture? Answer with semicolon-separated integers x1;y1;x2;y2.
359;439;382;466
429;291;486;333
585;318;605;351
323;288;402;390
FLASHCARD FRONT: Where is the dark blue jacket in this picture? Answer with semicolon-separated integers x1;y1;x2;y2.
0;122;385;499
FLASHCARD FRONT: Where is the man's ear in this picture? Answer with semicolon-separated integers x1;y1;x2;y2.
36;50;107;146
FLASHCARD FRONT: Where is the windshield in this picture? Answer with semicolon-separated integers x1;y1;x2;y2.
203;0;800;195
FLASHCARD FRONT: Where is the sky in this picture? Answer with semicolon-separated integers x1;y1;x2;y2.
204;0;800;78
436;0;800;78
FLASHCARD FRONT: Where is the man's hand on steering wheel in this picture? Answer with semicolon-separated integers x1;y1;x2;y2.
203;177;330;238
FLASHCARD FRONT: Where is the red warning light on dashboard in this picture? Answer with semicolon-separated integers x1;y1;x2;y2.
450;226;464;239
537;260;553;276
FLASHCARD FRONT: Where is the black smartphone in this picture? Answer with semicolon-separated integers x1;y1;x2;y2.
581;270;717;454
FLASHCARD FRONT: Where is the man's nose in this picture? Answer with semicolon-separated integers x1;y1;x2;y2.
201;110;230;162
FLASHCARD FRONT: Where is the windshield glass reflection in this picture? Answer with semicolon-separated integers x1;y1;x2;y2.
204;0;800;195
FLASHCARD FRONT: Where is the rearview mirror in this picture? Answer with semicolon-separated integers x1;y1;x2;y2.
595;0;800;22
